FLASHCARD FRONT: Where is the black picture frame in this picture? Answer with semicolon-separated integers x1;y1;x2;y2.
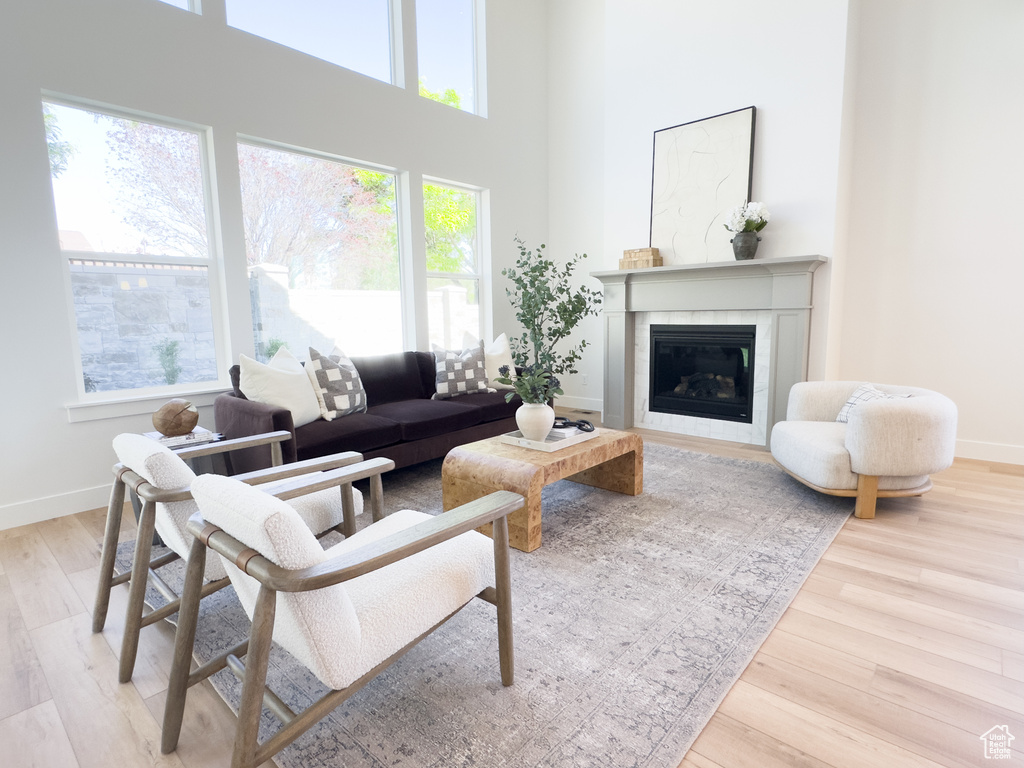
649;106;756;263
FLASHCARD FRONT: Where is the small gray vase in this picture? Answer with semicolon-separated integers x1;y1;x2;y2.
731;231;761;260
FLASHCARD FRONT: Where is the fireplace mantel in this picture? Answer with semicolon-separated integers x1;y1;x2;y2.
591;256;827;443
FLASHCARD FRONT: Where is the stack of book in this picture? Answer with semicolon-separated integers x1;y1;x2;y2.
143;426;221;449
552;425;583;436
499;427;599;452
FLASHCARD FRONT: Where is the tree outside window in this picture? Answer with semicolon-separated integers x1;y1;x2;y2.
418;0;478;114
424;181;482;349
237;144;402;359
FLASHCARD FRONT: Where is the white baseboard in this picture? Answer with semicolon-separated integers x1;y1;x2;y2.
0;485;111;531
554;395;603;414
955;439;1024;467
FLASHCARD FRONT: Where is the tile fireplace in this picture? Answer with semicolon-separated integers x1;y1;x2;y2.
591;256;826;445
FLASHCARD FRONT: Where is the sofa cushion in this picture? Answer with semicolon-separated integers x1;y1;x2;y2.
368;398;482;442
349;352;428;406
414;350;438;396
306;347;367;421
294;412;403;460
431;342;494;399
448;390;521;423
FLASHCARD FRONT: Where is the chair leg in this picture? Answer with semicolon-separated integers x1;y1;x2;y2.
233;585;278;768
340;482;357;537
93;478;126;633
492;515;514;687
119;499;158;683
854;474;879;519
370;473;385;522
162;536;208;754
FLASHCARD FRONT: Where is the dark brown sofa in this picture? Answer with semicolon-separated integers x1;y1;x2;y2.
215;351;521;475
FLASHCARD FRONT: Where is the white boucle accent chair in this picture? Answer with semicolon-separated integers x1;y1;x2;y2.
161;470;523;768
770;381;957;519
94;430;376;684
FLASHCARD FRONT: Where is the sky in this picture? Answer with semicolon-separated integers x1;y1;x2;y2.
47;103;176;254
224;0;475;105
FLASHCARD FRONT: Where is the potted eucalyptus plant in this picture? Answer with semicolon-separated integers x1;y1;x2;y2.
495;237;602;440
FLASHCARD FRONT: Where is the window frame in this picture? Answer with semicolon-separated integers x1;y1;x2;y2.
422;176;488;349
416;0;486;116
43;95;230;406
224;0;397;86
152;0;202;13
235;136;408;360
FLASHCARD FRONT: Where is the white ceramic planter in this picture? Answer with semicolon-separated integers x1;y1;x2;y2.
515;403;555;442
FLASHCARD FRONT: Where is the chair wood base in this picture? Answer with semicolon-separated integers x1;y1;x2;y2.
774;462;932;520
94;443;369;683
162;493;521;768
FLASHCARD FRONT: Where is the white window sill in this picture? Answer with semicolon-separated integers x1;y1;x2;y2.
65;387;231;423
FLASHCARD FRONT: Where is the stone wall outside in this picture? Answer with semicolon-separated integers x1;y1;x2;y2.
70;260;217;392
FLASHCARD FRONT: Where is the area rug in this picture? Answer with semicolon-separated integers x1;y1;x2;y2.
123;443;850;767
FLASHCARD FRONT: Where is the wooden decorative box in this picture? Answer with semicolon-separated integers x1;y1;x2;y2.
619;247;662;270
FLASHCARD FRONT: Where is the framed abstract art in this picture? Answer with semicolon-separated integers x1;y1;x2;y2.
649;106;756;264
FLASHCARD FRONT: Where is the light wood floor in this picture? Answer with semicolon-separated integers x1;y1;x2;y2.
1;421;1021;768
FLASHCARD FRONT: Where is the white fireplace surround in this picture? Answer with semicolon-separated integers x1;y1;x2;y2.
636;309;772;444
591;256;827;446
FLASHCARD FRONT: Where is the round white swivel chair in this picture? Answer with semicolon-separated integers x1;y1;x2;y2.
770;381;957;519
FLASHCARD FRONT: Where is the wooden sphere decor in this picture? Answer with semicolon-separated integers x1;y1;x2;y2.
153;399;199;437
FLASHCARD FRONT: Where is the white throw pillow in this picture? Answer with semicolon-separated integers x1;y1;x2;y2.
836;383;911;423
461;332;517;391
239;347;321;427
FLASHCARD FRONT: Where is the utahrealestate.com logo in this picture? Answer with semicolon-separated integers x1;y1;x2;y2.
980;726;1015;760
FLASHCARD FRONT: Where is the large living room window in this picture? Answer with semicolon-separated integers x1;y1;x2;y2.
237;142;402;359
43;100;222;395
417;0;481;114
423;179;483;348
153;0;195;11
226;0;393;84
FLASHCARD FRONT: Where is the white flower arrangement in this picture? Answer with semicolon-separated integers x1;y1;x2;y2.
724;201;771;233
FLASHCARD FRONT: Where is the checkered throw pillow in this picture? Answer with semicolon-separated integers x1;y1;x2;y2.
306;347;367;421
836;383;911;423
431;342;495;399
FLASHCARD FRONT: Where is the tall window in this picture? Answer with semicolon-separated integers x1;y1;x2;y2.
43;101;220;395
237;143;402;359
423;180;482;348
153;0;194;11
417;0;478;113
226;0;393;84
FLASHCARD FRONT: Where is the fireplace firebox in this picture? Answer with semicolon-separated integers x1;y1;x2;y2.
650;325;756;423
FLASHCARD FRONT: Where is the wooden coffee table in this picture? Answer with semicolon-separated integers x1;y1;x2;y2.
442;428;643;552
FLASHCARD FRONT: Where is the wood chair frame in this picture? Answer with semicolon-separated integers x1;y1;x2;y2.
93;430;385;683
775;463;932;519
160;468;523;768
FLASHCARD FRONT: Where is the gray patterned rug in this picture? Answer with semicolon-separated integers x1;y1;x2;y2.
123;443;849;767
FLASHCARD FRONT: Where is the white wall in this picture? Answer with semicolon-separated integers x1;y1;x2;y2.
550;0;851;409
0;0;549;528
544;0;606;411
838;0;1024;463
